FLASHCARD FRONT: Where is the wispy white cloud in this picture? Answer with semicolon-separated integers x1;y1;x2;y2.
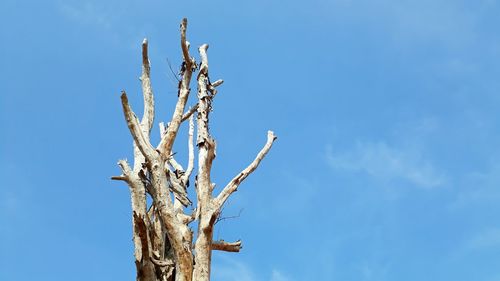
212;256;256;281
450;227;500;261
324;0;498;83
327;0;480;48
58;1;113;29
212;254;292;281
327;141;447;188
270;269;291;281
450;165;500;209
466;228;500;251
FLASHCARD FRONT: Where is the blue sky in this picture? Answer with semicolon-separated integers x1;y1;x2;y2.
1;0;500;280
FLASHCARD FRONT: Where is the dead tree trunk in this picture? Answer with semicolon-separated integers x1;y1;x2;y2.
111;18;276;281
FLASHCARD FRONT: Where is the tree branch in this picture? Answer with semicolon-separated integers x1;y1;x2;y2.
121;91;185;245
157;19;195;159
192;43;219;281
140;38;155;135
118;159;132;174
176;211;196;224
111;175;127;181
211;240;242;252
159;122;167;138
215;208;243;225
181;104;198;122
195;43;216;203
166;170;191;206
113;19;277;281
183;115;195;183
151;256;175;267
198;44;209;77
133;211;151;260
180;18;192;69
211;79;224;88
168;156;184;172
214;131;277;209
111;159;131;181
121;91;157;161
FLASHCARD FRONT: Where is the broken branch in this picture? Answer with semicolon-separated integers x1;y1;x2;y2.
211;240;242;252
140;38;155;135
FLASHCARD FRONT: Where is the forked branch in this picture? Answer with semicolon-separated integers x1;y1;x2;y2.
114;18;276;281
111;159;132;181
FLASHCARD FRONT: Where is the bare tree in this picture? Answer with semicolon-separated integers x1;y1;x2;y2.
112;18;276;281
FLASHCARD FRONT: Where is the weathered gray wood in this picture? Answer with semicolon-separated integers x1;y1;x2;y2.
112;18;276;281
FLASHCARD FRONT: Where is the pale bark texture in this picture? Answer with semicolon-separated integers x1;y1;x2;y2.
112;19;276;281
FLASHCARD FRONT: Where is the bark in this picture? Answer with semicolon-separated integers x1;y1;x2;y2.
192;44;217;281
112;18;276;281
212;240;242;252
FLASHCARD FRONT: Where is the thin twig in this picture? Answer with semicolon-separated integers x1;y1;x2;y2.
166;57;181;82
215;208;243;225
